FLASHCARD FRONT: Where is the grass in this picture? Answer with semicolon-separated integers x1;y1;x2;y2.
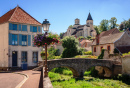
49;68;130;88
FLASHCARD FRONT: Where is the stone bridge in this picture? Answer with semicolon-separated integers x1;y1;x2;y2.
47;58;122;78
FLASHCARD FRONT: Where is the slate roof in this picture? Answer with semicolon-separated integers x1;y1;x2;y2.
0;6;41;25
116;46;130;54
87;13;93;20
92;32;124;45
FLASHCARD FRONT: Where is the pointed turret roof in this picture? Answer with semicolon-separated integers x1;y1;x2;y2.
0;6;41;25
87;12;93;20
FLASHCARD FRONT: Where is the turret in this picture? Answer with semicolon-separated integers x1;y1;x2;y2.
86;12;93;27
75;18;80;25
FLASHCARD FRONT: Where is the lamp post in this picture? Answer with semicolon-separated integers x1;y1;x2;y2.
42;19;50;77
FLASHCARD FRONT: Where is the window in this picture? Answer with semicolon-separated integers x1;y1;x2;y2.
21;51;27;63
101;46;103;51
107;45;110;51
94;47;96;52
22;35;27;46
12;34;18;45
33;26;37;32
33;52;38;63
12;24;17;30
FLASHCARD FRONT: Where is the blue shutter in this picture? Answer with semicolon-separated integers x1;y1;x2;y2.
38;26;40;32
9;23;12;30
28;35;31;46
19;34;22;45
30;26;33;32
18;24;21;31
22;25;27;31
32;35;35;46
9;33;12;45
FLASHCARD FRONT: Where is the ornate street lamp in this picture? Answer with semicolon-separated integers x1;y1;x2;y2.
42;19;50;77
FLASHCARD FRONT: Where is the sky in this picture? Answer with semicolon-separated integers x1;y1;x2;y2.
0;0;130;34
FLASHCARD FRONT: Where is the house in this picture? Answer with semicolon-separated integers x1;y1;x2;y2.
79;39;92;51
92;28;130;56
63;13;96;38
0;6;42;70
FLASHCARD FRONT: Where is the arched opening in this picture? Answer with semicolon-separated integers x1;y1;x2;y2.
48;66;79;79
84;66;112;79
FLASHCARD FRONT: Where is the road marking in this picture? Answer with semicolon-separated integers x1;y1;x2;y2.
14;73;29;88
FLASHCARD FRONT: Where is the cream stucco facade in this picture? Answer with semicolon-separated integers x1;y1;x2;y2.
0;22;42;68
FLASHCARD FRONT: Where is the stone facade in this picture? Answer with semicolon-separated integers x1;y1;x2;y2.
47;58;120;78
64;13;96;38
122;56;130;76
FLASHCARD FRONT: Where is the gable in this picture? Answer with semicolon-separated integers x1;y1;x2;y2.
114;32;130;46
0;6;41;25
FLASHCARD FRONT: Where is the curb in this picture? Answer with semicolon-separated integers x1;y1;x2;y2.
14;72;29;88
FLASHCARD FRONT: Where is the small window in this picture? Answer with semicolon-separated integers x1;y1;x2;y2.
22;35;27;46
101;46;103;51
12;24;17;30
12;34;18;45
21;51;27;63
33;52;38;63
107;45;110;51
94;47;96;52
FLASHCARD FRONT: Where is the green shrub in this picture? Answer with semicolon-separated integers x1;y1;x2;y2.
75;55;97;59
97;49;105;59
84;51;92;55
47;47;59;59
113;48;119;54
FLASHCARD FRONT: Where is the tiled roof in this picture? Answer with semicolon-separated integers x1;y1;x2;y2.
92;32;124;45
116;46;130;54
80;39;92;45
0;6;41;25
100;28;120;37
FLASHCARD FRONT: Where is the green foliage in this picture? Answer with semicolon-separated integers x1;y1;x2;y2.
61;36;79;58
98;49;105;59
47;47;59;59
59;32;64;39
94;25;100;35
49;68;130;88
113;48;119;54
87;36;91;40
83;51;92;55
109;17;118;29
69;25;73;28
121;19;130;30
75;55;97;59
99;19;109;32
77;36;85;40
122;51;130;57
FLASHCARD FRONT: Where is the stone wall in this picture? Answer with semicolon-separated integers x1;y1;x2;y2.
122;56;130;76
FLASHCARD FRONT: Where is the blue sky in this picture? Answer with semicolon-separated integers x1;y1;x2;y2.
0;0;130;34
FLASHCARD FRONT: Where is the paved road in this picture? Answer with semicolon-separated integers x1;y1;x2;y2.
0;73;24;88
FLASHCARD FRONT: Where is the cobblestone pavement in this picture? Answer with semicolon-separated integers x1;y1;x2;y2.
0;73;24;88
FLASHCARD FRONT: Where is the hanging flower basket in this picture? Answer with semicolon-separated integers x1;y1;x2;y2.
33;33;59;47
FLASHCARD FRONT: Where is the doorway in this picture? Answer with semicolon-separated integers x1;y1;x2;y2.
12;51;17;67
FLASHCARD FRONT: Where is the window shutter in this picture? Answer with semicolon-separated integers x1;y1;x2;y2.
32;35;35;46
9;33;12;45
38;26;40;32
22;25;27;31
28;35;31;46
30;25;33;32
19;34;22;45
18;24;21;31
9;23;12;30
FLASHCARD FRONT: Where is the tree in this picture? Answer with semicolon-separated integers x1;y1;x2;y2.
109;17;118;29
61;36;79;58
99;19;109;32
122;19;130;30
59;32;64;39
94;25;100;35
119;23;124;31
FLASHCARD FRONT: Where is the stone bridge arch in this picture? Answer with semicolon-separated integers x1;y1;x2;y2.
47;58;116;78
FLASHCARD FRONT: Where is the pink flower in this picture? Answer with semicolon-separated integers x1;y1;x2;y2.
45;43;47;45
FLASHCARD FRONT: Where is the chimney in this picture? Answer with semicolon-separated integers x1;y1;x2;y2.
96;35;99;45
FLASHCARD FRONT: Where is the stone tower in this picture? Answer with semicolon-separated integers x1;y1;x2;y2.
86;12;93;28
75;18;80;25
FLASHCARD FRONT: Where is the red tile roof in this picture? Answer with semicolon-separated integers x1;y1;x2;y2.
0;6;41;25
